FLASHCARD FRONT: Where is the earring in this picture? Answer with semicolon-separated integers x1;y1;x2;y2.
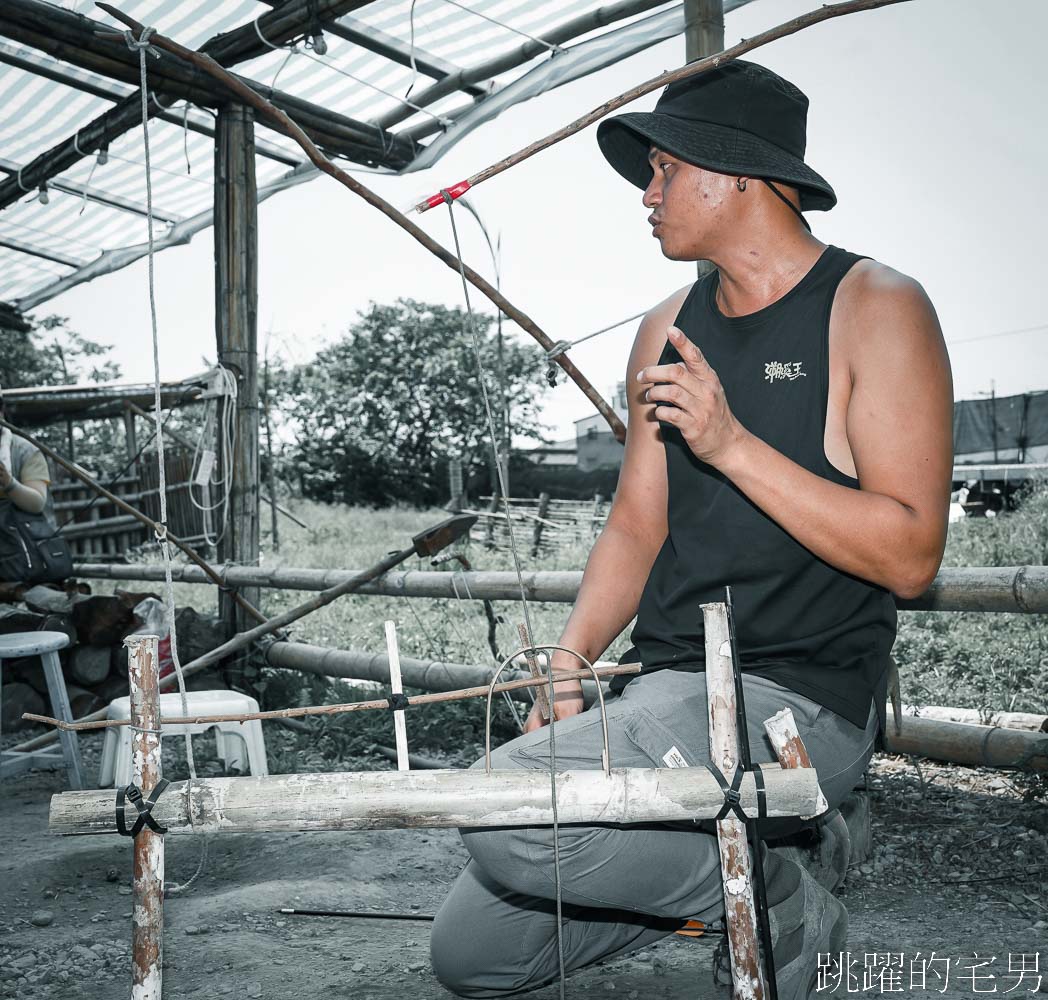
736;178;748;192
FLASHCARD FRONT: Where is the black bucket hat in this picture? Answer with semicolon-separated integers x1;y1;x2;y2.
597;60;835;212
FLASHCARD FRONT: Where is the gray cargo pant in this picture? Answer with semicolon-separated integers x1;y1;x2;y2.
430;669;878;998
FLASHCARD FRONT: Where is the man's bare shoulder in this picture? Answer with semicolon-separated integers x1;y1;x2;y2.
628;284;693;372
835;258;945;367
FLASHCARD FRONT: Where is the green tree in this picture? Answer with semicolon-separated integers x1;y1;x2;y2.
280;299;548;506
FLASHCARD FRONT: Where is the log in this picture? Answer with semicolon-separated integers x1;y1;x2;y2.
23;585;74;616
0;605;44;633
895;704;1047;732
702;602;766;998
70;563;1048;614
882;715;1048;772
39;613;77;649
49;765;820;837
0;681;43;731
64;684;103;720
67;644;111;686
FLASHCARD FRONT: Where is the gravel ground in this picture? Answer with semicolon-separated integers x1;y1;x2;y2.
1;726;1046;999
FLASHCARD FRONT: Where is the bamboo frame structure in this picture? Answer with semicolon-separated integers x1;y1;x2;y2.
93;2;625;442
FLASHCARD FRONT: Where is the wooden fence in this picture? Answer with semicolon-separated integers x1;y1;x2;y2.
50;447;211;561
467;494;610;553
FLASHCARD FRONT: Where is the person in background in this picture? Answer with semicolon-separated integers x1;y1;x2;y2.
0;394;52;519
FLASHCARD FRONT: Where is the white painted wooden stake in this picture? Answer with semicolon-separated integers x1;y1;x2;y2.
384;620;409;771
702;603;766;1000
126;633;163;1000
763;707;829;819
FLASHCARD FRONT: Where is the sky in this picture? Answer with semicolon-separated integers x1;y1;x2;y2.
32;0;1048;444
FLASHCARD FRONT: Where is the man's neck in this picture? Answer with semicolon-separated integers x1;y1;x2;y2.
710;229;826;318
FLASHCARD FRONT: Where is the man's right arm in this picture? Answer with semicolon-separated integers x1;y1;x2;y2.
523;286;690;732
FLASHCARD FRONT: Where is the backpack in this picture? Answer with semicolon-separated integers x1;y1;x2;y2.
0;503;74;583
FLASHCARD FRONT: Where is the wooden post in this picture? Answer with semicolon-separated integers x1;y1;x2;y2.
702;601;766;1000
262;354;279;552
685;0;724;281
123;403;138;465
590;492;603;537
384;620;409;771
214;103;260;637
126;633;163;1000
530;491;550;557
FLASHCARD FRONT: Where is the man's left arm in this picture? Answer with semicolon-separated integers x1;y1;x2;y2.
641;268;953;598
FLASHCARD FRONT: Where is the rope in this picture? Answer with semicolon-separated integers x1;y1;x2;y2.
443;193;567;999
442;0;562;53
130;25;207;896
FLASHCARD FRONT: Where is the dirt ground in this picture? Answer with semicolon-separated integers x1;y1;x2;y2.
1;733;1046;1000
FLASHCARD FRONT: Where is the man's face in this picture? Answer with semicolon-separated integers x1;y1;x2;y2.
642;146;735;260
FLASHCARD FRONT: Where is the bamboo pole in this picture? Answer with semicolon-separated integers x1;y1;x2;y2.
413;0;909;212
125;634;163;1000
892;706;1047;733
763;707;828;820
49;764;820;837
94;3;625;443
882;715;1048;773
24;663;641;732
702;602;766;1000
68;563;1048;614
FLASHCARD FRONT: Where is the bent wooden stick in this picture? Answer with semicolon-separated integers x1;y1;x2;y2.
25;663;641;732
50;765;820;836
414;0;910;211
94;3;624;443
703;601;766;1000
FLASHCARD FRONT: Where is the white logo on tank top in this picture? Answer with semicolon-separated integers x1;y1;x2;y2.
764;361;807;383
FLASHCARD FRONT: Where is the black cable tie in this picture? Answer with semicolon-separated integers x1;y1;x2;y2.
704;761;754;823
115;779;170;837
751;763;768;821
387;693;410;712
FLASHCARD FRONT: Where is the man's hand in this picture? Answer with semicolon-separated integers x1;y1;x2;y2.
0;462;12;491
522;677;585;733
638;326;747;467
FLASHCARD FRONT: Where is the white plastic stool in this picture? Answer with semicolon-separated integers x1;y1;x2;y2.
0;630;83;789
98;689;269;788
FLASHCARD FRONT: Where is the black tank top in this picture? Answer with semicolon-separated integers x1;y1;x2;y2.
614;245;896;731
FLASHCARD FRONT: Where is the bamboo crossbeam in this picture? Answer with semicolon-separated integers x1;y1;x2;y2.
413;0;909;212
93;3;625;442
49;764;820;836
24;663;641;733
69;563;1048;614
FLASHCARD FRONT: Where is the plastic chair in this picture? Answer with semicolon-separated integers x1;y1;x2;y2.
0;630;84;790
98;689;269;788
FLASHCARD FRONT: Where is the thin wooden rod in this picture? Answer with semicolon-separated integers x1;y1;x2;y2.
24;663;641;732
94;2;625;442
0;417;269;627
414;0;910;212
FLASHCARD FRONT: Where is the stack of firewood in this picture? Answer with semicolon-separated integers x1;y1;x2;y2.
0;585;227;731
